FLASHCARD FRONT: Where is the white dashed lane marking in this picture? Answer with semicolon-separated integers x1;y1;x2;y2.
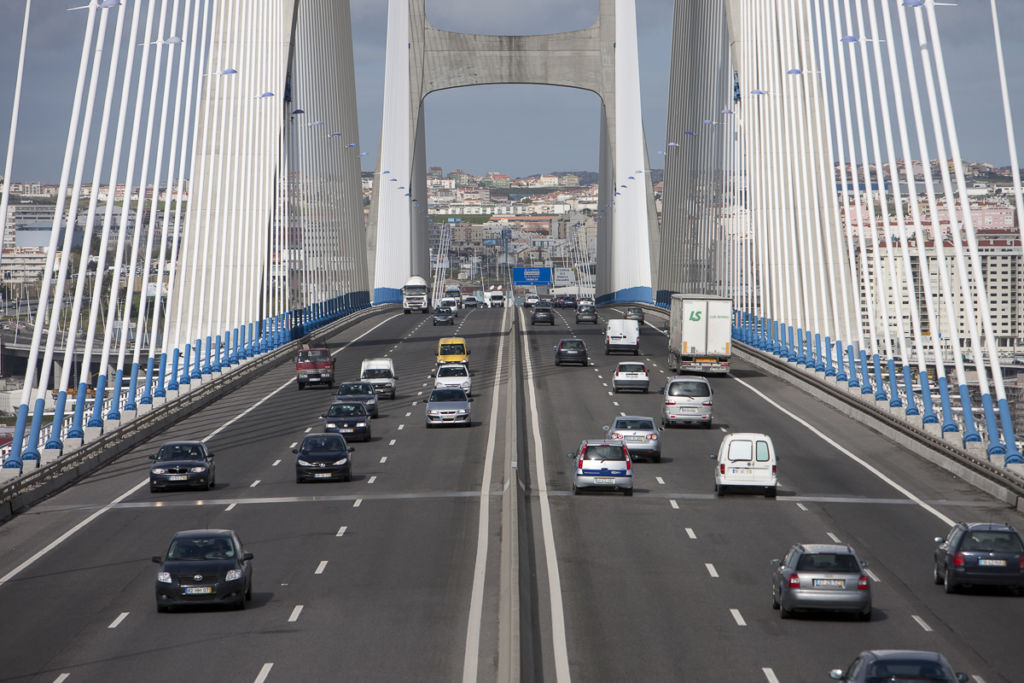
405;412;412;417
612;401;619;407
288;605;304;623
315;561;328;575
827;532;841;543
250;480;260;488
254;664;274;683
353;499;362;508
304;427;312;433
865;568;880;583
669;500;679;509
389;439;396;446
656;476;665;485
225;503;237;512
796;502;808;511
336;525;347;537
685;527;697;539
289;442;297;449
912;615;933;632
380;456;387;464
108;612;129;629
398;424;405;431
763;668;780;683
705;563;719;578
730;609;747;626
54;675;70;683
368;476;377;484
272;459;281;467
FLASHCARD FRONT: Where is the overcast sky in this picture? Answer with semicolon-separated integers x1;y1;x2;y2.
0;0;1022;182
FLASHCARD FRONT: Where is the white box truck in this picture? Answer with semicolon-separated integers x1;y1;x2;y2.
402;276;430;313
668;294;732;374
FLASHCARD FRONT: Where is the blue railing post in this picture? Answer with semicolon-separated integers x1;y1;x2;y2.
871;354;886;401
88;374;107;428
210;335;222;373
107;368;125;419
67;383;89;439
846;345;859;388
167;349;180;392
4;403;30;468
834;339;846;381
919;371;937;424
44;391;68;451
980;393;1004;457
860;350;874;395
124;362;140;411
202;335;214;375
191;338;203;379
997;397;1023;465
900;364;916;415
22;397;47;463
795;328;805;365
140;357;156;405
155;352;168;398
959;384;981;443
885;358;900;407
936;375;958;433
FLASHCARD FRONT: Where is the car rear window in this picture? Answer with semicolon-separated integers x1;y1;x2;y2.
618;364;646;373
755;441;771;462
582;445;626;461
960;531;1024;553
561;340;584;349
614;419;655;431
668;381;710;397
727;440;752;461
795;553;860;572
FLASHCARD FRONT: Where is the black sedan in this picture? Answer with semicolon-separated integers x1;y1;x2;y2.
294;433;354;482
934;521;1024;593
531;305;555;325
432;305;456;325
322;401;372;441
335;381;379;417
153;529;253;612
149;441;215;492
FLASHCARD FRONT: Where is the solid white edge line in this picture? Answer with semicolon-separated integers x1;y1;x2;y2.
314;561;327;575
288;605;303;623
108;611;129;629
729;375;957;526
912;614;933;632
730;608;747;626
254;664;274;683
762;667;780;683
521;307;572;682
462;305;508;683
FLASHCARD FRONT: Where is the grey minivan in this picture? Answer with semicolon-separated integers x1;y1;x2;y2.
661;376;713;428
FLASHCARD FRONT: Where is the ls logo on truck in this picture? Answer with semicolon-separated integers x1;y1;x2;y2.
689;311;702;322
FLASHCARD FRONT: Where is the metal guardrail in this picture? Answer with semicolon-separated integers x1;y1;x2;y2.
0;305;397;523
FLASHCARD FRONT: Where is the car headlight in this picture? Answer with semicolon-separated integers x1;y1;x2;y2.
157;571;172;584
462;382;470;390
151;467;166;474
427;410;440;416
367;398;376;405
297;458;313;466
225;569;243;582
189;465;207;473
456;409;468;415
326;422;337;429
356;422;366;428
332;457;349;466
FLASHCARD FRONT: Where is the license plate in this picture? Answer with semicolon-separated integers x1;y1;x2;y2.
813;579;844;587
594;477;615;484
979;558;1007;567
308;378;320;382
168;475;188;481
340;428;354;433
185;586;212;595
314;473;332;479
730;468;750;475
626;436;644;442
683;407;698;414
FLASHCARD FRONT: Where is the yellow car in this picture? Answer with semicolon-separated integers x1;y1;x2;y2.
437;337;470;369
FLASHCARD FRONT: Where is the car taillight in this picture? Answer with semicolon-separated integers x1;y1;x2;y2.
646;434;658;441
625;458;632;471
1019;556;1024;570
952;552;965;567
577;458;584;470
788;574;800;588
719;464;725;475
702;401;713;407
858;575;869;590
772;465;777;474
665;400;675;406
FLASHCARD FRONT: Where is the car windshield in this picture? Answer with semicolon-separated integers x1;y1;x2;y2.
613;419;656;431
438;365;468;377
297;349;330;362
430;389;466;402
435;307;452;314
560;340;584;350
866;659;953;681
156;444;204;461
795;553;860;572
327;403;365;417
578;306;595;313
167;535;234;561
618;364;645;373
960;531;1024;553
627;307;641;315
582;445;626;461
337;383;373;395
363;368;392;378
668;381;710;397
302;436;346;452
440;344;466;355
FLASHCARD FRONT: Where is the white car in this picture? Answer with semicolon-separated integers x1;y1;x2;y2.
439;297;460;314
434;363;472;396
713;432;777;497
612;362;650;393
524;294;540;307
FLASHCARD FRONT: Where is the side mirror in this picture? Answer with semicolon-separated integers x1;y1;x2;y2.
708;453;716;459
860;560;869;568
658;387;665;394
933;536;945;544
152;555;162;564
567;452;575;459
243;552;254;561
394;376;399;380
828;671;844;681
601;425;609;431
148;454;156;460
956;674;969;683
291;448;299;454
320;414;326;419
468;350;472;355
348;447;355;453
770;559;781;569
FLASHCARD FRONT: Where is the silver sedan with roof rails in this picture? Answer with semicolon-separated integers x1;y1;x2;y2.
771;543;872;620
424;387;471;427
830;650;968;682
604;415;661;462
568;439;633;495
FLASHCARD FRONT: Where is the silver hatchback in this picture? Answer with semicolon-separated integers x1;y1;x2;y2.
771;543;872;620
568;439;633;496
661;376;713;428
605;415;661;462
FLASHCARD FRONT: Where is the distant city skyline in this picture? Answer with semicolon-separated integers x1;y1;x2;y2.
0;1;1022;182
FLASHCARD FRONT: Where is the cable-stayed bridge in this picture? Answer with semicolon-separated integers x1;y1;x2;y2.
0;2;1023;680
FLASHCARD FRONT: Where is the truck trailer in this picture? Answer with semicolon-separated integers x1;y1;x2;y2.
667;294;732;375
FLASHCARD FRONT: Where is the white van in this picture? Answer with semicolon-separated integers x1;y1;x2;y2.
360;358;398;399
605;319;640;355
713;432;777;497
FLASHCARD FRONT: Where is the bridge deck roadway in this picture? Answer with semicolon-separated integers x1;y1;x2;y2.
0;305;1020;681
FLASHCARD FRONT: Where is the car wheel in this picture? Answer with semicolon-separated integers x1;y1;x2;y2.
297;383;304;390
716;484;725;497
933;562;943;585
345;471;352;482
235;595;246;610
207;478;214;491
365;431;372;442
643;387;648;393
944;568;957;594
859;608;872;621
654;454;661;463
623;487;633;497
771;585;780;609
246;581;252;601
157;603;169;613
765;486;776;498
633;349;639;356
779;604;792;619
705;421;713;430
150;484;157;493
555;360;561;366
296;474;303;483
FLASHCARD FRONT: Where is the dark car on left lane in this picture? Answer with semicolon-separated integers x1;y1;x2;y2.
294;433;354;482
153;529;253;612
149;441;215;492
321;401;372;442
